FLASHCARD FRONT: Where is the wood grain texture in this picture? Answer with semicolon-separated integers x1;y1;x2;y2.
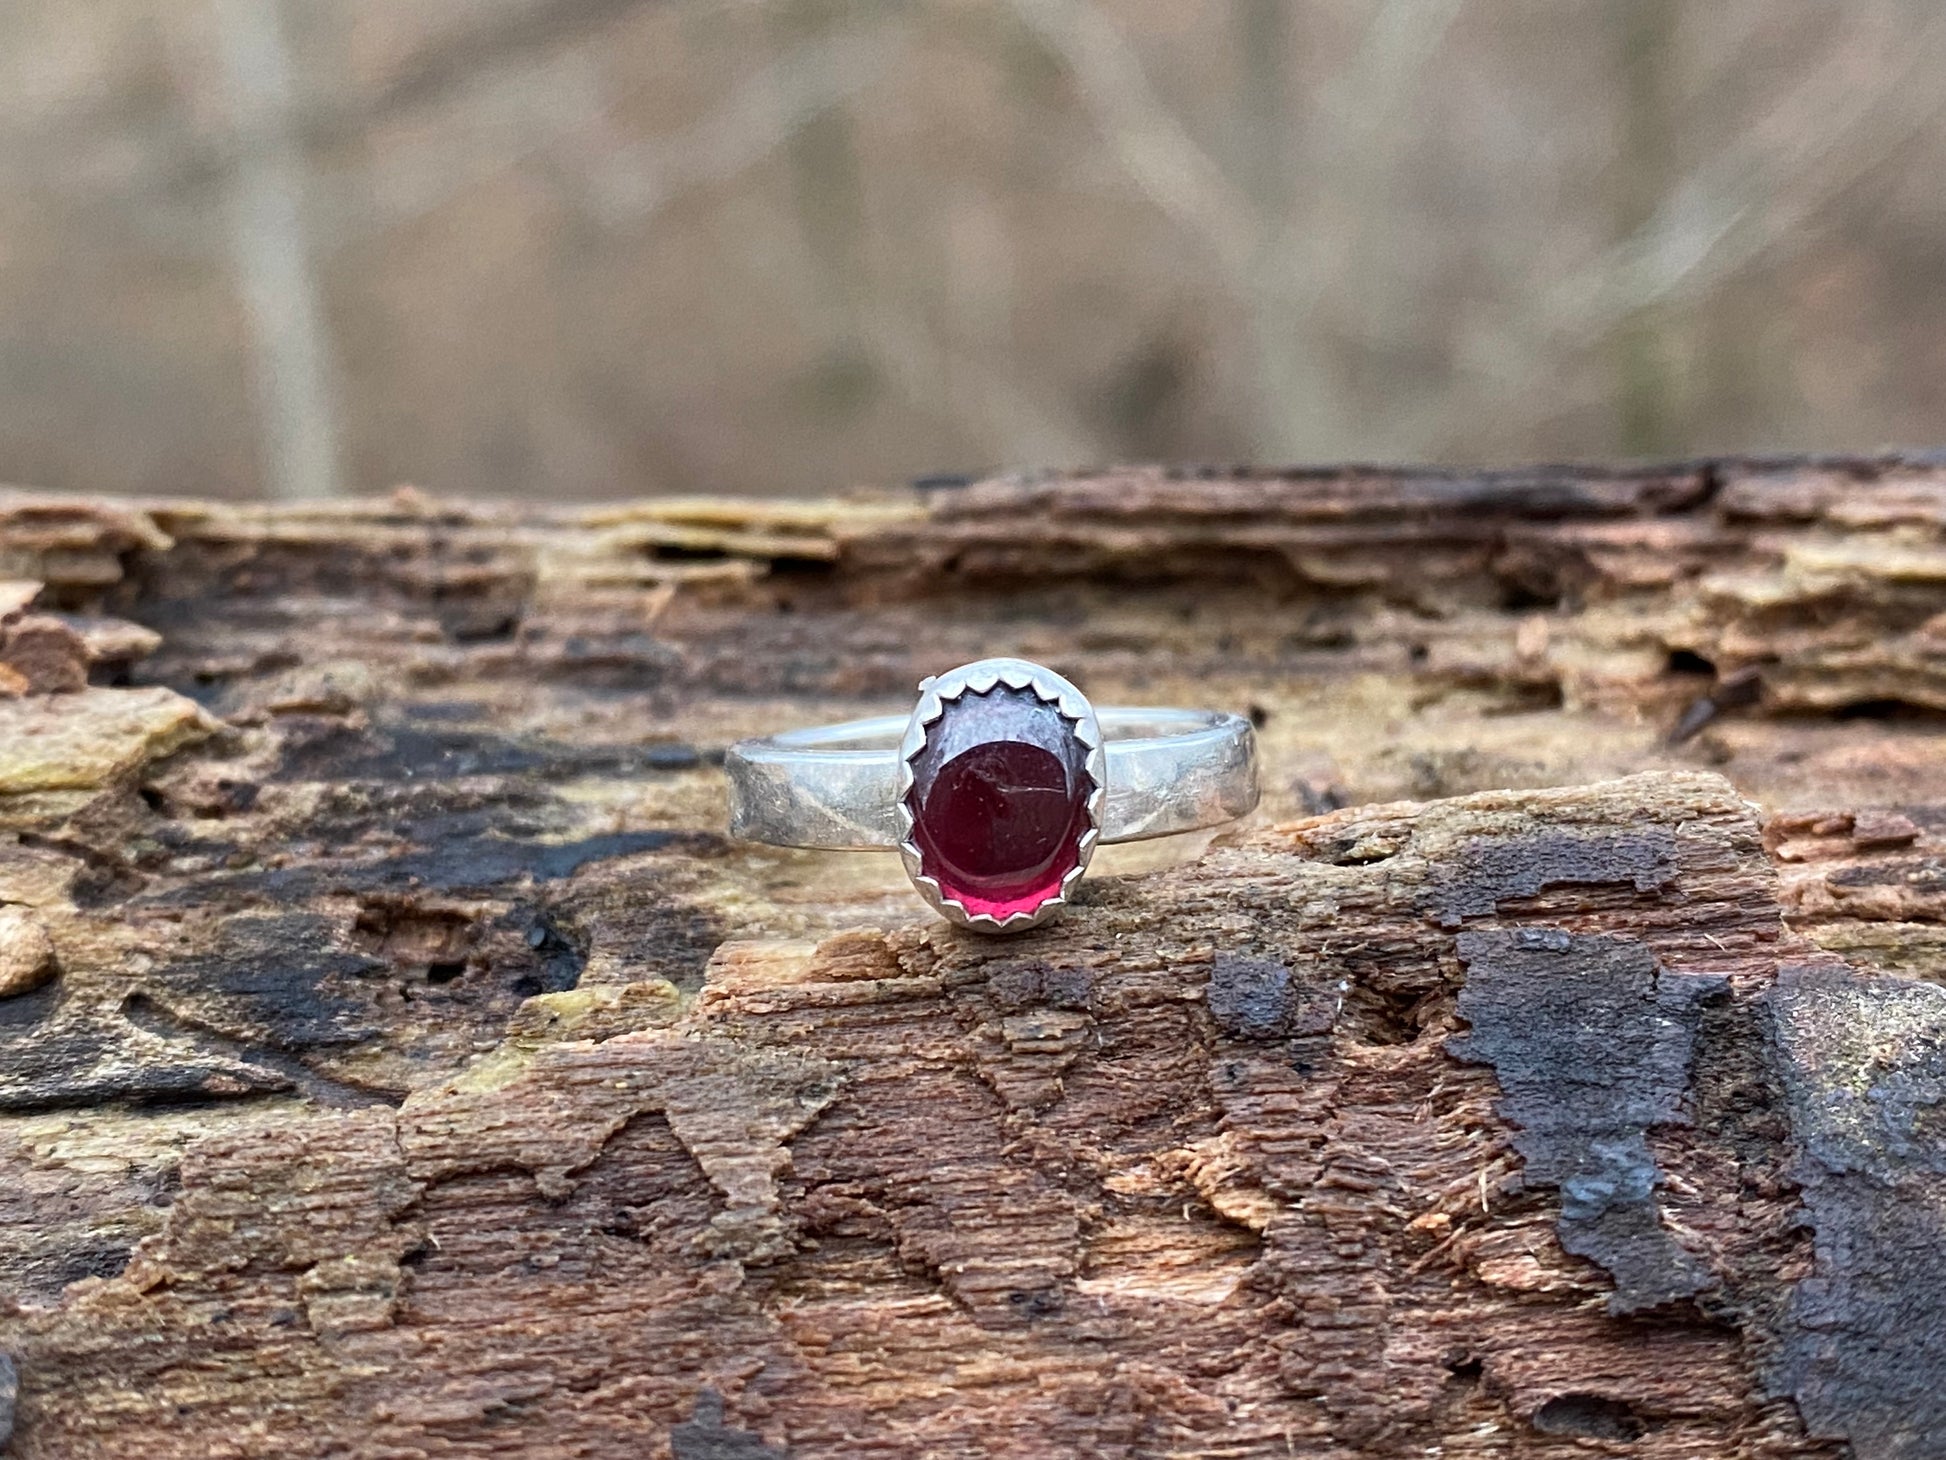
0;455;1942;1458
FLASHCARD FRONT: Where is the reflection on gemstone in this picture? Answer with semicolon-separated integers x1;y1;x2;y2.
905;684;1093;918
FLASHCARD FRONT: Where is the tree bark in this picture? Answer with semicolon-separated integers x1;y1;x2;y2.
0;455;1942;1458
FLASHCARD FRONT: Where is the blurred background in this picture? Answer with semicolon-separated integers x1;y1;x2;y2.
3;0;1945;502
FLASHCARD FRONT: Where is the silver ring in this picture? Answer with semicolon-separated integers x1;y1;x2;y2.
725;657;1258;933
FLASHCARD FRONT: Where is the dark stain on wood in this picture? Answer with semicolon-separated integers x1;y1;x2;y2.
1204;953;1340;1039
0;1350;15;1452
1426;829;1680;927
1767;961;1946;1458
0;1005;293;1113
671;1391;788;1460
145;913;386;1050
1452;929;1723;1313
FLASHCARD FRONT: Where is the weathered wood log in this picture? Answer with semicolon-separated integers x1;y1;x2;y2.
0;455;1942;1458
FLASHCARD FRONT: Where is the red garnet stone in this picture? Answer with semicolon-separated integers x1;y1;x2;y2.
905;684;1095;919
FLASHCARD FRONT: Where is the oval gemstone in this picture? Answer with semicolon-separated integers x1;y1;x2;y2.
905;684;1093;919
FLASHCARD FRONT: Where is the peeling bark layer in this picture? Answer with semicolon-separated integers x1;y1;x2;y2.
0;456;1941;1458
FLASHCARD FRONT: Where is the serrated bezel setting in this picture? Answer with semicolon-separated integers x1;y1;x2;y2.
895;658;1106;933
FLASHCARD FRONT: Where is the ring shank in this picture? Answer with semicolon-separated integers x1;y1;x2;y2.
726;708;1257;849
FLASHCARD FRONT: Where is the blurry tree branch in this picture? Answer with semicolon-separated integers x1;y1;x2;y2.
1554;10;1946;334
0;0;668;257
1010;0;1316;458
1265;0;1467;457
2;7;909;260
1008;0;1258;279
1417;9;1946;449
209;0;342;502
323;6;915;248
1015;0;1465;459
329;0;663;143
336;48;610;246
11;0;1946;495
853;295;1102;468
1610;0;1683;453
573;27;905;227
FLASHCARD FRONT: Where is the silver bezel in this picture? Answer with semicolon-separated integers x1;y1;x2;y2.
894;657;1106;934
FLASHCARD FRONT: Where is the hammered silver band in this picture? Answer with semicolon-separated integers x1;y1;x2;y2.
726;706;1258;850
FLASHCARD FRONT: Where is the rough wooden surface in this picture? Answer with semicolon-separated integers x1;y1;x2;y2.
0;455;1942;1458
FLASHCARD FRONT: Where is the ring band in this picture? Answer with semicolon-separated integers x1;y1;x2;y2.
726;658;1257;932
727;707;1256;848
